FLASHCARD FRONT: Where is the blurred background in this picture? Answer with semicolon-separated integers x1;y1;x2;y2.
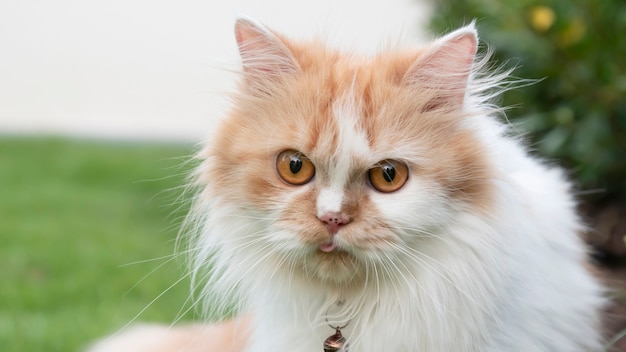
1;0;624;351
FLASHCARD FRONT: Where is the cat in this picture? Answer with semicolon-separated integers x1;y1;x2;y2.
89;16;606;352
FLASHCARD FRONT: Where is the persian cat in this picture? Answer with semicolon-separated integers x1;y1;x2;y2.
90;17;605;352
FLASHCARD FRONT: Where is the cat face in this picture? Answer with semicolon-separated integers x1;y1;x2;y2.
199;18;492;285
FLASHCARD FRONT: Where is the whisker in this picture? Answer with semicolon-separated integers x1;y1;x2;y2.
114;270;194;337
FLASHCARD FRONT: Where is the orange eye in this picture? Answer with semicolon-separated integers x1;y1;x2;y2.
368;160;409;193
276;150;315;185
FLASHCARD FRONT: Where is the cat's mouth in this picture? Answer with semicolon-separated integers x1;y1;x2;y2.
319;240;337;253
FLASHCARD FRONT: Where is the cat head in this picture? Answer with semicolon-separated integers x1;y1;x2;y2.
194;17;494;286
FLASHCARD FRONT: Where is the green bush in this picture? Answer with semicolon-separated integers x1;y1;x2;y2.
429;0;626;202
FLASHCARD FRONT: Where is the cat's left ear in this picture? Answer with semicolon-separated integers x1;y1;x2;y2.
403;23;478;106
234;16;299;92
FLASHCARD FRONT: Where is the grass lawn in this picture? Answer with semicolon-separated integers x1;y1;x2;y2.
0;137;200;351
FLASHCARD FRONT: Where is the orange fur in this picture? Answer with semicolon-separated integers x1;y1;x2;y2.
89;317;250;352
201;28;491;217
193;19;493;291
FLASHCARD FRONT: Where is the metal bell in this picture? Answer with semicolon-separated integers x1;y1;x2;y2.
323;327;347;352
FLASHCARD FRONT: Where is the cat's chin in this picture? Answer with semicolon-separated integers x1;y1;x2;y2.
302;249;364;284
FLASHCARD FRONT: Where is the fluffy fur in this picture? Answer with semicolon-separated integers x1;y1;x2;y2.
90;17;605;352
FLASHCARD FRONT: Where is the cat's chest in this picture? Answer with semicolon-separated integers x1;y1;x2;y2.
246;314;422;352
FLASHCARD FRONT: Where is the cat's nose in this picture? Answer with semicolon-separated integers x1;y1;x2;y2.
318;212;350;234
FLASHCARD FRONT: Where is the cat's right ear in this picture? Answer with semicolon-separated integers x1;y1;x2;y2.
234;17;299;92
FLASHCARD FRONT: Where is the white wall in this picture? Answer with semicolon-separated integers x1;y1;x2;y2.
0;0;430;142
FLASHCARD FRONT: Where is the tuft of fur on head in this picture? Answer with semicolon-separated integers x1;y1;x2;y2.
182;17;604;351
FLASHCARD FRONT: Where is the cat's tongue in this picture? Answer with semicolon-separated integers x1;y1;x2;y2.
319;241;337;253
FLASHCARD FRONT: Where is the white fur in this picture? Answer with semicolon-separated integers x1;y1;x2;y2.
332;91;372;163
191;145;604;351
315;92;372;217
317;187;344;216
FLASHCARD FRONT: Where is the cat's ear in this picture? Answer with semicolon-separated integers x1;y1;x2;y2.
403;23;478;107
234;16;299;91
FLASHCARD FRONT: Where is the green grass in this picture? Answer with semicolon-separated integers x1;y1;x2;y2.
0;137;199;351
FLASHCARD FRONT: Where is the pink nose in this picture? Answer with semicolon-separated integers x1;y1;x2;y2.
318;213;350;234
